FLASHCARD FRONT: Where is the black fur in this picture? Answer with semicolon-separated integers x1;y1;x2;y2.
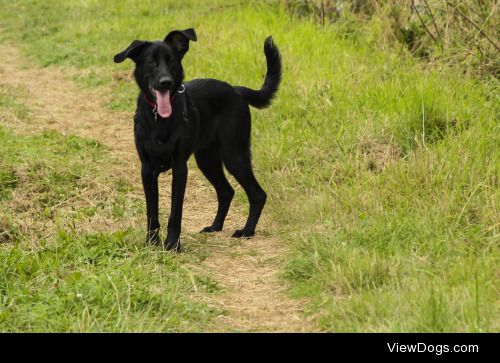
114;29;282;251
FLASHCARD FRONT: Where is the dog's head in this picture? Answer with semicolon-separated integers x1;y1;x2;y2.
113;28;197;118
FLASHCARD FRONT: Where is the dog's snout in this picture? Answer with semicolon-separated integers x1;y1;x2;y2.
158;76;172;89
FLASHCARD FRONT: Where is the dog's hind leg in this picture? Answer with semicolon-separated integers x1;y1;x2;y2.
195;143;235;233
222;151;267;238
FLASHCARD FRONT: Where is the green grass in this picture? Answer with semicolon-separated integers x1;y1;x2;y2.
0;0;498;332
0;230;217;331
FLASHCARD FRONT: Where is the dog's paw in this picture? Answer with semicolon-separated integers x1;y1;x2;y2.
146;230;161;246
200;226;222;233
231;229;255;238
164;239;182;253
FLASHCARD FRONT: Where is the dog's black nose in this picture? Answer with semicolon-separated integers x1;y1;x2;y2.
158;76;172;89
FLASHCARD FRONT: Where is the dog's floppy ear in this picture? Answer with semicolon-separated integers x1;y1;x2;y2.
113;40;151;63
164;28;197;58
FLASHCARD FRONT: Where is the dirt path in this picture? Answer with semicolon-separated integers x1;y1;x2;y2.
0;42;315;332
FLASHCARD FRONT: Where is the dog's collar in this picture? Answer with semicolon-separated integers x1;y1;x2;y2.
144;84;186;122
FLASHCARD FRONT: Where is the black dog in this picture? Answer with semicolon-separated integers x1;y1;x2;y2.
113;29;282;251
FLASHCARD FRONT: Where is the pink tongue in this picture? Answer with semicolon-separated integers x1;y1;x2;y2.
155;90;172;118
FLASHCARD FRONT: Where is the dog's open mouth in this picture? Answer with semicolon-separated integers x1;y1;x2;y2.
153;89;172;118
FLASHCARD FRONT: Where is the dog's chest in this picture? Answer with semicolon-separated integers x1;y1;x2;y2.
135;115;178;170
149;121;172;145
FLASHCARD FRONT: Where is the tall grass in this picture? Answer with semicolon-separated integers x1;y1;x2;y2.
283;0;499;77
0;0;498;331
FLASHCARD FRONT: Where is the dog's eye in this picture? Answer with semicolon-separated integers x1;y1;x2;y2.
147;59;156;66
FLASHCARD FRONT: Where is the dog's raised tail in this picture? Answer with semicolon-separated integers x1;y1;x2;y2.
234;36;282;109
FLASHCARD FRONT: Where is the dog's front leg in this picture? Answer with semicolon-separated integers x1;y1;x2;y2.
165;160;188;252
141;165;160;245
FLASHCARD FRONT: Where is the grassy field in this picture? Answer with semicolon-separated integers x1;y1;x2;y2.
0;0;498;332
